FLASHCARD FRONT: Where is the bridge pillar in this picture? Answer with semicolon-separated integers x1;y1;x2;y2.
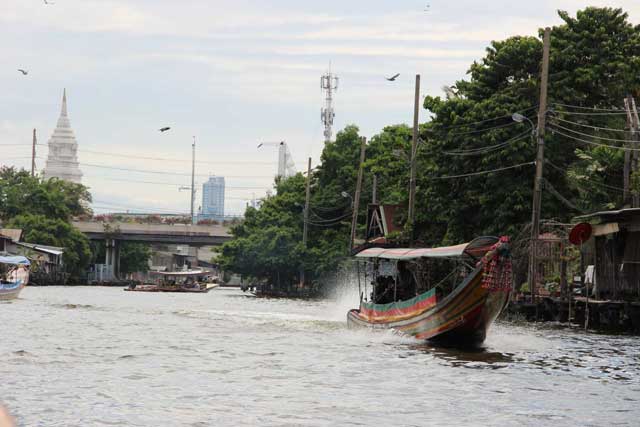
104;239;121;280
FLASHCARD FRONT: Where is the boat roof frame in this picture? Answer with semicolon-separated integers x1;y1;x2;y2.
354;236;499;261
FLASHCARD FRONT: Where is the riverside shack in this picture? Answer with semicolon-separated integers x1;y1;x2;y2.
576;208;640;301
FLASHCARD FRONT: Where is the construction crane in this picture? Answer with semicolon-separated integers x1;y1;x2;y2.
257;141;296;178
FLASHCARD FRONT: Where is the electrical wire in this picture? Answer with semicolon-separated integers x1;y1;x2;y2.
549;122;631;143
550;102;626;112
553;109;628;116
41;144;284;166
547;126;640;151
35;157;275;178
545;159;625;193
429;161;535;180
442;130;531;156
550;116;628;133
426;106;537;132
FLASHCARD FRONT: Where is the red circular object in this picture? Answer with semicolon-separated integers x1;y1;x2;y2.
569;222;592;246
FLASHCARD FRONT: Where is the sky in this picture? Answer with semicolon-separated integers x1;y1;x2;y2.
1;0;639;216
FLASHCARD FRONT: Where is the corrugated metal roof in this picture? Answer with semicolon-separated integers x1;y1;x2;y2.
0;229;22;241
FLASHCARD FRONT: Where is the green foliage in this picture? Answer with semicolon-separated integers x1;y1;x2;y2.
7;214;91;282
120;242;152;275
0;167;93;282
0;167;92;221
219;7;640;292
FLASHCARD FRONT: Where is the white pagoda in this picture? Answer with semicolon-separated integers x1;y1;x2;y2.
44;89;83;183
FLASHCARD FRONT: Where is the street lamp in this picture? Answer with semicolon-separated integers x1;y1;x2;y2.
512;113;536;136
341;191;353;207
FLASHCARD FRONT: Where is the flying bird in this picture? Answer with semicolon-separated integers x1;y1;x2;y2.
159;127;171;132
17;69;28;75
386;73;400;81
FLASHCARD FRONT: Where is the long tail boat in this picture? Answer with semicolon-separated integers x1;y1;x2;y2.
0;256;31;301
124;270;218;293
347;236;512;346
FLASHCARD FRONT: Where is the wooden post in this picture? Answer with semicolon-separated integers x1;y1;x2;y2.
372;174;377;204
350;136;367;251
629;96;640;208
31;129;36;177
529;27;551;305
408;74;421;241
301;157;312;285
624;97;632;205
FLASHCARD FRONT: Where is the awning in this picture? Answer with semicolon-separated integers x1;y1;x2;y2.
354;236;500;260
355;244;469;260
0;256;30;266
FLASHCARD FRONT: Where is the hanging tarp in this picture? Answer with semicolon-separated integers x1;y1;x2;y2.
0;256;30;266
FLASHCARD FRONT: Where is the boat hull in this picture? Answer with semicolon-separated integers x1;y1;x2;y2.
124;283;217;293
347;266;509;346
0;267;29;301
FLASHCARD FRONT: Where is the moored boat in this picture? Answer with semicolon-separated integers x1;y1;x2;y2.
0;256;31;301
347;236;512;346
124;270;217;293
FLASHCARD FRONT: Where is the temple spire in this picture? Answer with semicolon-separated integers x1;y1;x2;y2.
61;88;68;117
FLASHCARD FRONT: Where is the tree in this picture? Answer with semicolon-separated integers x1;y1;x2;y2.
119;242;153;275
7;214;91;282
0;167;92;221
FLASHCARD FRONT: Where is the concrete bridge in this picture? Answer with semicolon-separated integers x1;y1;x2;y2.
72;221;233;281
72;221;232;246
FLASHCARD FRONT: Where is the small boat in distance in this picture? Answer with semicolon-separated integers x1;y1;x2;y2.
347;236;512;346
0;256;31;301
125;270;218;293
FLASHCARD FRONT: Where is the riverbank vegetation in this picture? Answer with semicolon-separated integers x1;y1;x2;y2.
0;167;93;281
219;7;640;293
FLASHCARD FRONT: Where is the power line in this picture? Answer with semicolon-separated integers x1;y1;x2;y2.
41;145;286;166
82;175;272;190
550;116;628;133
545;159;625;193
35;157;275;179
429;161;535;180
548;127;640;151
549;122;630;143
550;102;626;112
426;106;536;132
554;109;628;116
442;130;531;156
445;119;527;136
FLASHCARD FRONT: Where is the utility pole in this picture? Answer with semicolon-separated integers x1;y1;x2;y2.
624;95;640;207
301;157;312;285
191;136;196;225
408;74;420;243
624;97;631;204
529;27;551;304
350;136;367;251
372;174;377;204
31;129;37;177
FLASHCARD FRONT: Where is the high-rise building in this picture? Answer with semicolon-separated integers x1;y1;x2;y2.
201;176;225;220
44;89;82;183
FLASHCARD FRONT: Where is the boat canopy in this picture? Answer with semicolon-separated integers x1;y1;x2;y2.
354;236;499;260
150;270;206;276
0;256;30;266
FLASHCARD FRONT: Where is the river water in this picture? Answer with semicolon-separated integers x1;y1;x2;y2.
1;286;639;427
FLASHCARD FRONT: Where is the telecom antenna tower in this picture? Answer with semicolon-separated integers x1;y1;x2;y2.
321;69;339;143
